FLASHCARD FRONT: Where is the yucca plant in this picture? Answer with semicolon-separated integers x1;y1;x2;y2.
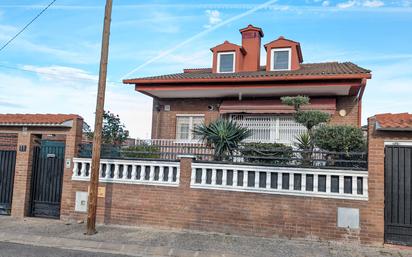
193;119;251;160
294;132;313;166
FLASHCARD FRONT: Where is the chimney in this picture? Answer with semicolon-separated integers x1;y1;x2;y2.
239;25;264;72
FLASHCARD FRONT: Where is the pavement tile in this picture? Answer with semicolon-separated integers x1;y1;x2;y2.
0;216;411;257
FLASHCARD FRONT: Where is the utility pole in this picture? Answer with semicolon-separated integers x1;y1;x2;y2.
86;0;113;235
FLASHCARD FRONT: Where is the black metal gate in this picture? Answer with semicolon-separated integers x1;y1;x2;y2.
30;141;65;218
385;145;412;246
0;150;16;215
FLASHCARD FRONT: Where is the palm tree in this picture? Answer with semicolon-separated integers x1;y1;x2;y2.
193;118;251;160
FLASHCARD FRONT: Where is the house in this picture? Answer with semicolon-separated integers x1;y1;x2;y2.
123;25;371;145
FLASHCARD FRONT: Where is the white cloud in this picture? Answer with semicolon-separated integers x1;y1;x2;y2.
22;65;98;83
204;10;222;29
0;67;152;138
337;0;384;8
322;1;330;7
337;1;357;8
363;0;384;7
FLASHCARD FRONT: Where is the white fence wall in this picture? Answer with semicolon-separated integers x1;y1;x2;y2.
72;158;180;187
191;162;368;200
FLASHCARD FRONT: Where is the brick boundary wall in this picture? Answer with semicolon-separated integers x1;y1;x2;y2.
58;116;411;245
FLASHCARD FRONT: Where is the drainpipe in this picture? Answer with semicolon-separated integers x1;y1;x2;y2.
357;78;367;127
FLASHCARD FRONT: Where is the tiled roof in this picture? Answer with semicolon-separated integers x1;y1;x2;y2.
375;113;412;131
124;62;371;83
0;114;82;127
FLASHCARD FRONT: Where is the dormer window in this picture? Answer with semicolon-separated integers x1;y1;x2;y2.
217;52;235;73
270;48;291;71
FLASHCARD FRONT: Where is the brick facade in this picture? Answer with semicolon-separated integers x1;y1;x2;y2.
330;96;360;127
0;133;18;151
152;96;360;139
151;98;221;139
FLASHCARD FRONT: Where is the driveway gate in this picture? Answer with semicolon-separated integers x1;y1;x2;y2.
30;140;65;218
0;150;17;215
385;145;412;246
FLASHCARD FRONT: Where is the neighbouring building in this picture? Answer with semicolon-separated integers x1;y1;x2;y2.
124;25;371;145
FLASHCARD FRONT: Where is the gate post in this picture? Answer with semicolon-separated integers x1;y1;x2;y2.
11;132;38;217
60;117;83;220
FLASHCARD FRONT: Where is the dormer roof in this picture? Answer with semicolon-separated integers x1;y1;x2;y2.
264;36;303;63
210;40;246;54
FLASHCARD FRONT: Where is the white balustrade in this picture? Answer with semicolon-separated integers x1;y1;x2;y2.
191;162;368;200
72;158;180;187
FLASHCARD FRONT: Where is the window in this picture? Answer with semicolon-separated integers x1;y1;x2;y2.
230;114;306;145
176;115;205;142
270;48;291;71
217;52;235;73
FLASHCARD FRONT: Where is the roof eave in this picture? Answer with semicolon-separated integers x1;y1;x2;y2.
376;121;412;131
376;127;412;131
123;73;371;85
0;123;73;128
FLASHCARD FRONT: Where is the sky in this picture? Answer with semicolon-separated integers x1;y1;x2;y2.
0;0;411;138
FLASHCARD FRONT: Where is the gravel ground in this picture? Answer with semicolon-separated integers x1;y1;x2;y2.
0;217;411;257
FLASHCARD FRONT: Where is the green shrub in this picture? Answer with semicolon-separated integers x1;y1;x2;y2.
313;125;365;153
122;144;160;159
240;142;293;165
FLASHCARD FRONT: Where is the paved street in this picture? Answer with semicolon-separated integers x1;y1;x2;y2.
0;217;411;257
0;242;130;257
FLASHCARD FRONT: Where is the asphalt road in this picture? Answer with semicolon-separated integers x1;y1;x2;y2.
0;242;133;257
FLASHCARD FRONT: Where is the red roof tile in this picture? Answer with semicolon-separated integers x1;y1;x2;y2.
0;114;82;127
375;113;412;130
123;62;371;84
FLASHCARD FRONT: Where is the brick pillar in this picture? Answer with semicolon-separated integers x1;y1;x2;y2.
362;116;385;244
60;117;84;219
179;157;193;188
11;132;36;217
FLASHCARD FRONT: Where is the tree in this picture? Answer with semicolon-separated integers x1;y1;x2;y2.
193;118;251;160
281;95;330;166
87;111;129;145
281;95;330;132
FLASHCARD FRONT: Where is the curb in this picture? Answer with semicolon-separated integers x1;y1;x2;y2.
0;232;245;257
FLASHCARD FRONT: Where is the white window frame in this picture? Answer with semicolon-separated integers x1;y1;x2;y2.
230;114;306;145
270;48;291;71
217;51;236;73
175;114;205;143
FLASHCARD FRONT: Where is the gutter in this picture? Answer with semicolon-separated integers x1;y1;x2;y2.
123;73;371;85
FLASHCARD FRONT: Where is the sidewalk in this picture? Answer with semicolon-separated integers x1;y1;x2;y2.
0;217;411;257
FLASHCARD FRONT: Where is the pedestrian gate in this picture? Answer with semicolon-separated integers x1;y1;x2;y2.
385;145;412;246
0;150;16;215
30;141;65;218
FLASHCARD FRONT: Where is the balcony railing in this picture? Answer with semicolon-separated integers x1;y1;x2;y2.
77;139;367;170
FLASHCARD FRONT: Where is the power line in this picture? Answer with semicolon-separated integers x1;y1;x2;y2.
0;64;123;85
0;0;57;53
